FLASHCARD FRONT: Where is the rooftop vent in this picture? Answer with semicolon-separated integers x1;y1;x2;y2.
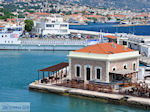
124;46;127;51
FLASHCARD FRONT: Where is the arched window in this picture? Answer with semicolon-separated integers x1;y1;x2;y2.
124;64;127;69
75;65;81;77
76;66;80;77
112;66;117;71
133;63;136;71
95;67;102;80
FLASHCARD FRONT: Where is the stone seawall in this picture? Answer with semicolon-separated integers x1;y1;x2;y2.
0;44;85;51
29;83;150;110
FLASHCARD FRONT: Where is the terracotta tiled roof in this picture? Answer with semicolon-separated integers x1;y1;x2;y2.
109;15;126;18
34;12;51;16
105;35;117;39
75;42;134;54
84;15;105;18
69;14;81;17
134;13;148;18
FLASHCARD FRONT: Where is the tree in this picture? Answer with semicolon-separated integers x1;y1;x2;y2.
24;19;34;32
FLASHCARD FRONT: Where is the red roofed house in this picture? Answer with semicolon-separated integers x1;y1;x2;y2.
68;42;140;84
33;12;51;17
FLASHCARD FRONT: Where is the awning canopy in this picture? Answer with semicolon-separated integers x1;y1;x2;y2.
110;70;138;75
39;62;68;72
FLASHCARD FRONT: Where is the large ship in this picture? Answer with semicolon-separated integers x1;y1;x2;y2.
0;25;101;51
0;24;23;45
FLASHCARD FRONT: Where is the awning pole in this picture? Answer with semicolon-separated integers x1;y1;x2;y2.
48;71;50;77
43;72;44;80
56;71;57;84
66;67;67;76
38;70;39;83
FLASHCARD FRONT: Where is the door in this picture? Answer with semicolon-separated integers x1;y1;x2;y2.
97;68;101;80
86;67;90;81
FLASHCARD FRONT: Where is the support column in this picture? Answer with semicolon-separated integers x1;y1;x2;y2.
38;71;39;83
106;61;110;83
43;72;44;80
69;58;71;80
48;71;50;77
61;70;62;81
66;67;67;76
56;71;57;83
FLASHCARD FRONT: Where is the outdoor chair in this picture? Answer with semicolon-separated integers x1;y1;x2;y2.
93;84;99;91
71;80;77;88
78;83;84;89
89;84;94;91
86;84;90;90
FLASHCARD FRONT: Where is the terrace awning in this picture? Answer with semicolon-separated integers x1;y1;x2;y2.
38;62;69;82
39;62;69;72
110;70;138;75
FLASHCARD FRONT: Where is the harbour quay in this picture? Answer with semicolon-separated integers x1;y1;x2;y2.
29;42;150;110
29;83;150;110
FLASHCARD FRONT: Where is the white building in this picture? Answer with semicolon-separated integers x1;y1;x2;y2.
127;36;150;57
106;34;150;57
32;15;70;35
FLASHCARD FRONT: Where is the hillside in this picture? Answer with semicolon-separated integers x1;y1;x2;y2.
64;0;150;11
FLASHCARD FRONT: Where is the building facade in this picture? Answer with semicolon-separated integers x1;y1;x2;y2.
68;42;140;83
32;15;70;35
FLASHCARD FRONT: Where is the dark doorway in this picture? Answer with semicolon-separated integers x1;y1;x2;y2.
97;68;101;79
76;66;80;77
86;67;90;81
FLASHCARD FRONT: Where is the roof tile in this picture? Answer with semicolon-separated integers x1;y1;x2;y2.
75;42;134;54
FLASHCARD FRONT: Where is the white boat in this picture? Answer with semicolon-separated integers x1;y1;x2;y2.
120;21;130;25
0;24;23;44
0;25;102;50
105;19;120;24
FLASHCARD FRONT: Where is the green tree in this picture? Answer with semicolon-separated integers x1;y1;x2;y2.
24;19;34;32
0;8;15;20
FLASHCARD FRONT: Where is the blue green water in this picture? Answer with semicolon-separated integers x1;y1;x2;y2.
0;51;149;112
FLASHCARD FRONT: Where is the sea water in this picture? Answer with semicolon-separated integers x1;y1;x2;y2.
70;24;150;35
0;51;149;112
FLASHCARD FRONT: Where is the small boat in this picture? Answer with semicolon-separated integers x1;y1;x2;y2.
105;19;120;24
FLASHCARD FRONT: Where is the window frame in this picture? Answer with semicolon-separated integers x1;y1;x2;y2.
112;66;117;71
123;64;127;69
132;62;136;71
75;64;81;78
95;67;102;80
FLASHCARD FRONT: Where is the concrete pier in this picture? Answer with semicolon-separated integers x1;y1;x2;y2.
29;82;150;109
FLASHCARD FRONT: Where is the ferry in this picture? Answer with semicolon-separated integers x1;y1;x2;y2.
0;24;23;45
0;25;102;50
